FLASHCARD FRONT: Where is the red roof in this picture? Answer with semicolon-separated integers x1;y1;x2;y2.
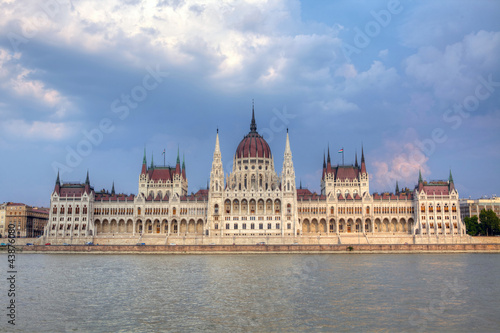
422;185;449;196
95;193;135;201
59;184;87;197
335;166;359;180
235;131;271;158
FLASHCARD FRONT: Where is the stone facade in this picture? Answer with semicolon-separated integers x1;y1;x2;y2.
3;202;49;238
44;109;466;244
460;196;500;221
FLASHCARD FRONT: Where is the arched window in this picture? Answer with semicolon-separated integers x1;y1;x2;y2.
214;204;219;214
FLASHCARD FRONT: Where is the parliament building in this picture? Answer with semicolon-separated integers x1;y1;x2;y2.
43;109;467;245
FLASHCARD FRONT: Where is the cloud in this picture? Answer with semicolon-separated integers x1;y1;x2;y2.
0;119;76;141
404;30;500;105
0;48;75;118
371;129;430;191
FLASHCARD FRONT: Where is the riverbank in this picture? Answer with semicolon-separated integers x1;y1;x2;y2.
10;243;500;254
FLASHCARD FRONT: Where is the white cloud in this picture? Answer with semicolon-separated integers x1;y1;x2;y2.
404;30;500;105
0;48;74;118
371;129;430;191
1;119;76;141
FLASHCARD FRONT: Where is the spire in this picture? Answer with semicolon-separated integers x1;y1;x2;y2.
150;152;154;169
449;169;455;191
395;181;399;194
418;169;423;183
84;170;90;194
355;150;358;168
182;153;186;179
175;146;181;175
250;100;257;133
54;170;61;194
111;181;115;196
360;145;367;174
284;130;291;154
141;148;147;174
323;152;326;169
327;144;331;164
300;179;302;189
214;129;221;153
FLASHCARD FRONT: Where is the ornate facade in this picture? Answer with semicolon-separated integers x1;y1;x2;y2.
44;109;466;244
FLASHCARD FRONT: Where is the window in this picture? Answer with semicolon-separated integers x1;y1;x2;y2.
287;223;291;230
242;223;247;230
215;223;219;230
259;223;263;230
276;223;280;229
267;223;271;229
234;223;238;230
251;223;255;230
225;223;229;230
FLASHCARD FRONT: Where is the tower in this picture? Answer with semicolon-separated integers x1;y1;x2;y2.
207;129;224;235
281;129;298;235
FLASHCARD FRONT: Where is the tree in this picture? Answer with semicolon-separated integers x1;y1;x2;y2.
480;209;500;236
464;216;480;236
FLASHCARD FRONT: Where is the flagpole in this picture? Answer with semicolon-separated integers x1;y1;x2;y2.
163;149;165;167
342;147;344;166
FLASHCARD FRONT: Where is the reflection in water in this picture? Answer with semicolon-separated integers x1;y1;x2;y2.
2;253;500;332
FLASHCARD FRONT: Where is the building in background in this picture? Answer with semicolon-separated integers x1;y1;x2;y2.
460;196;500;221
4;203;49;238
0;203;6;237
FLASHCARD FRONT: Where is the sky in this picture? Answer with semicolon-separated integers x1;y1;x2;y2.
0;0;499;207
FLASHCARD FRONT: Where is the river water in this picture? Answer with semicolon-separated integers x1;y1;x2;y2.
1;253;499;332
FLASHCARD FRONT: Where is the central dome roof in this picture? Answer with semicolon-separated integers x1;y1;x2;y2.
235;108;272;159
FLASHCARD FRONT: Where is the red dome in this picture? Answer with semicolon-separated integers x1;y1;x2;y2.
236;106;272;158
235;131;272;158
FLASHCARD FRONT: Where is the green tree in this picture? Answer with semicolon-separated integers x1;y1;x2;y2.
464;216;480;236
480;209;500;236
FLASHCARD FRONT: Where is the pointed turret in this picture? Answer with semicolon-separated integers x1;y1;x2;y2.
209;129;224;194
84;170;91;194
360;145;367;174
182;153;186;180
175;146;181;175
449;169;455;191
395;181;399;194
327;144;331;164
150;152;154;169
355;150;359;168
418;169;424;192
322;152;326;179
281;129;296;194
111;181;115;196
141;147;147;174
54;170;61;194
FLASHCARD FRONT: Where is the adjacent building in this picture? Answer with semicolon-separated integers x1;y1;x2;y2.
44;109;466;243
460;196;500;221
0;203;6;238
3;202;49;238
